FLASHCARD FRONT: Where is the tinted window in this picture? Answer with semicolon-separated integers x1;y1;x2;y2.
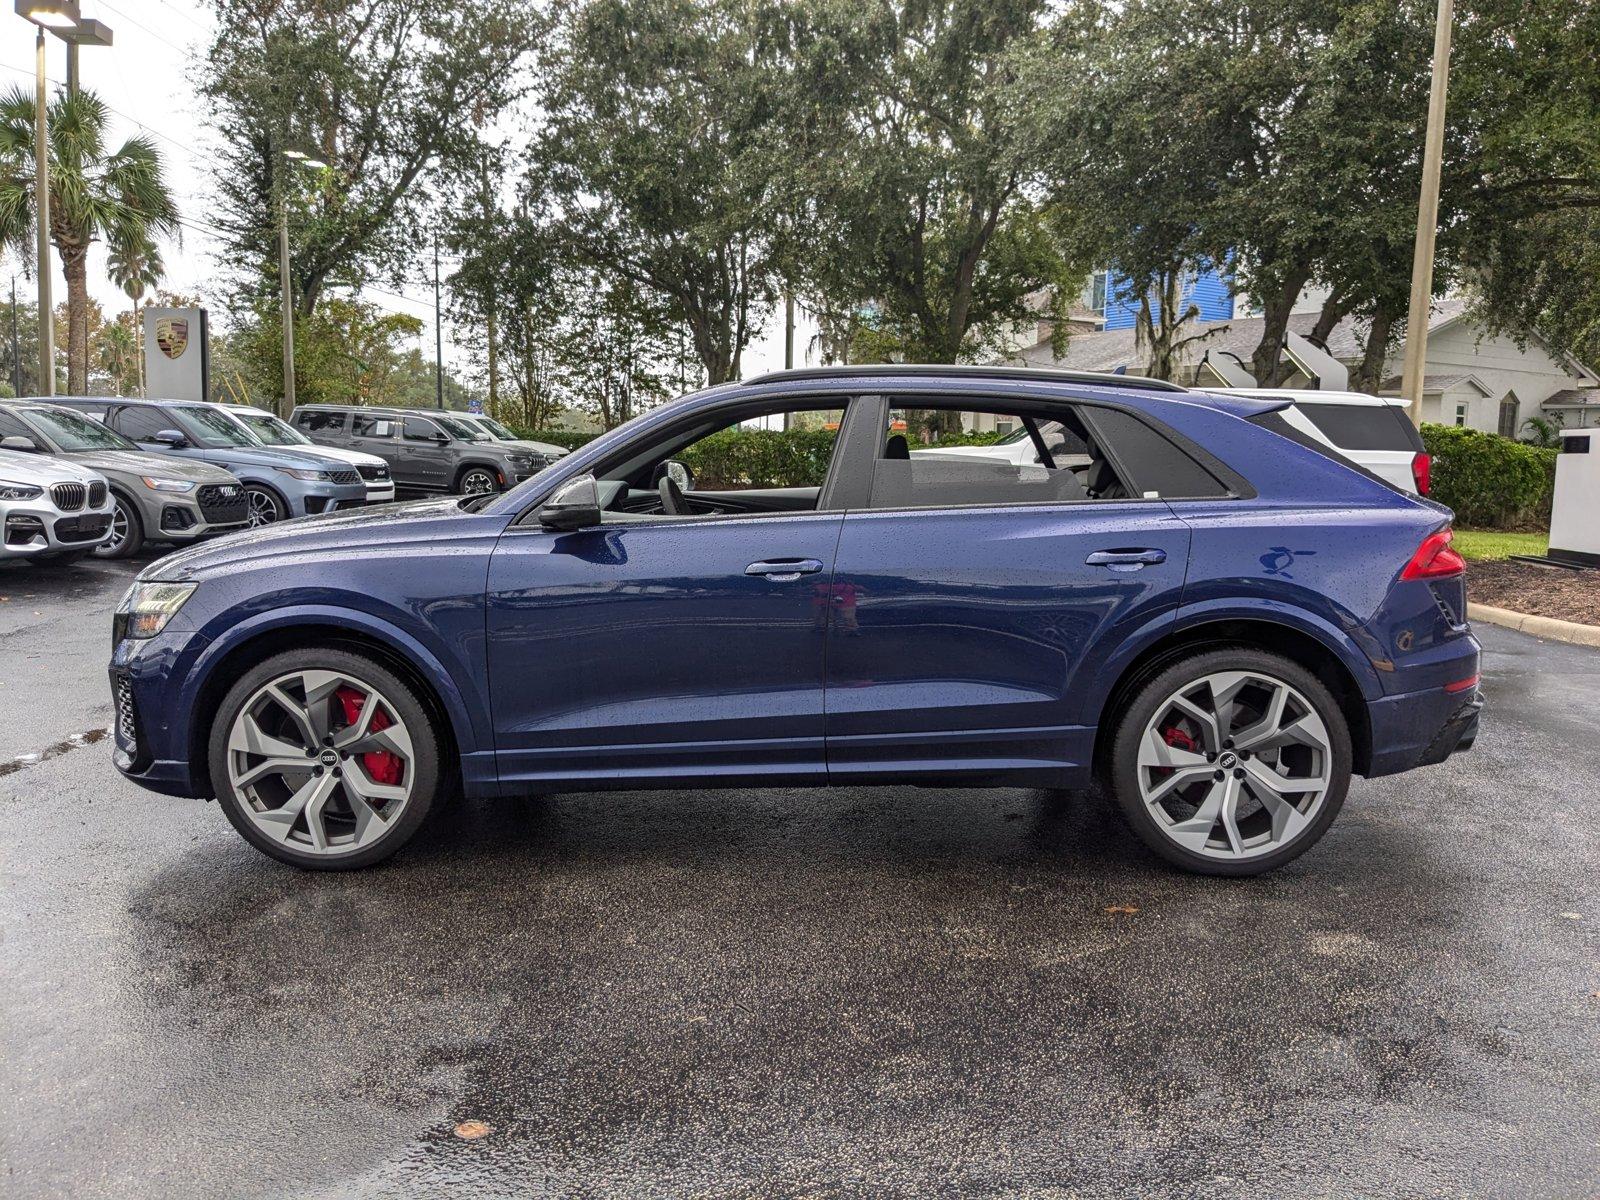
237;410;310;446
1083;409;1229;498
296;409;346;432
353;413;396;438
111;405;176;441
0;409;31;441
479;417;515;440
404;416;443;442
436;414;487;441
177;406;259;447
1296;402;1423;452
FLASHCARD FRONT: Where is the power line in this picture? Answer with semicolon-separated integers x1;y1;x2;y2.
94;0;205;61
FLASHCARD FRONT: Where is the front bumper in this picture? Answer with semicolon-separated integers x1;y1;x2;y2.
2;496;115;556
291;479;371;517
109;625;212;797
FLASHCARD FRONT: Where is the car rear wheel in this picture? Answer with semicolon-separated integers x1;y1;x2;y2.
1109;647;1351;876
244;484;286;527
208;648;441;870
94;493;144;558
457;467;498;495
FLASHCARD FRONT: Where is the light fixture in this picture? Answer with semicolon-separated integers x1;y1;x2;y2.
15;0;81;29
58;16;111;45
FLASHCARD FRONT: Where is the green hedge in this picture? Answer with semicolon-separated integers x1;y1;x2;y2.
681;428;840;488
510;427;604;451
1421;423;1555;530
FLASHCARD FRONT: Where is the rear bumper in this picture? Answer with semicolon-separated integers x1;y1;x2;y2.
1365;685;1484;777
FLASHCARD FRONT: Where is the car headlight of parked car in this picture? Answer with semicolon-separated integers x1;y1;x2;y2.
115;581;198;640
277;467;338;482
141;476;196;493
0;480;44;500
506;454;533;468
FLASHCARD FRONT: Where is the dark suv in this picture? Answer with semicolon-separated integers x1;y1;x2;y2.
290;405;540;495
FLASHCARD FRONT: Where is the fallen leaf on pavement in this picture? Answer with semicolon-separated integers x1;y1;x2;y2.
1104;905;1139;915
454;1120;492;1140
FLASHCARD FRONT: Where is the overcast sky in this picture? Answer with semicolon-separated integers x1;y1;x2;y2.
2;0;812;388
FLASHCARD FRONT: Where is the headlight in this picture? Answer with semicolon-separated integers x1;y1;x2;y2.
0;480;43;500
115;581;197;640
506;454;532;467
142;476;196;493
277;467;335;482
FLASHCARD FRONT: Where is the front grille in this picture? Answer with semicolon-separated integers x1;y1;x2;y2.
197;483;248;524
88;480;107;507
50;482;86;511
356;463;390;481
326;468;361;485
114;673;138;752
54;513;111;543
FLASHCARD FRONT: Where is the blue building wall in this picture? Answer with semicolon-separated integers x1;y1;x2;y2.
1099;262;1235;331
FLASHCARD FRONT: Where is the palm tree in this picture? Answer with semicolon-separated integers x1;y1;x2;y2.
107;238;164;395
0;87;178;394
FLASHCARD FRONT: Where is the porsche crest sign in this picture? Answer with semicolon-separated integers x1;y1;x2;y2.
143;307;210;401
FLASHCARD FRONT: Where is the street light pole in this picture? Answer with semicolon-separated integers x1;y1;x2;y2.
1399;0;1454;429
433;232;443;410
33;26;53;395
278;173;296;418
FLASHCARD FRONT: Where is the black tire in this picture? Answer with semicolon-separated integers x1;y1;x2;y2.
207;647;442;870
456;466;499;496
243;483;288;527
1108;645;1352;877
94;492;144;559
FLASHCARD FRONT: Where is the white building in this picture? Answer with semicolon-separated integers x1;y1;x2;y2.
1001;297;1600;435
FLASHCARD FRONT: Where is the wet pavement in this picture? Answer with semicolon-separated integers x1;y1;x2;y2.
2;555;1597;1198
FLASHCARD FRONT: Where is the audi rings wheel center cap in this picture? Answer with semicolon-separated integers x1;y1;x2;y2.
319;748;339;768
1218;752;1239;770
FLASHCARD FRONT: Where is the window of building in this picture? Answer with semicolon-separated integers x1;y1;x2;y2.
1454;404;1468;427
1498;393;1519;438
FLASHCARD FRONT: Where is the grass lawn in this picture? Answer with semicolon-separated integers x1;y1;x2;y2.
1454;529;1549;561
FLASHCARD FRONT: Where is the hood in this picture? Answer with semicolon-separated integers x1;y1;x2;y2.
59;449;238;483
0;448;104;487
503;438;569;458
205;444;351;471
279;444;388;470
139;495;505;582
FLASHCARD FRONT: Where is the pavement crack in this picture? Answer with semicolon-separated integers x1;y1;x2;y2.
0;728;109;779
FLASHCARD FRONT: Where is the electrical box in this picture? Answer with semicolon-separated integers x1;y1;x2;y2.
1548;429;1600;567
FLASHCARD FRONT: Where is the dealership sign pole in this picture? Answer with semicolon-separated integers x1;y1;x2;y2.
1399;0;1454;429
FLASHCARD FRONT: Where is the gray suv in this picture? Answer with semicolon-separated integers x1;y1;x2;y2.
0;400;248;557
291;405;540;495
53;397;368;526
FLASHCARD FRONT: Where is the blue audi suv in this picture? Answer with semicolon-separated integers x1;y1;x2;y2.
107;367;1481;875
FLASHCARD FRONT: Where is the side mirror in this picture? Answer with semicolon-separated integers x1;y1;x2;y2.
537;473;602;531
433;432;450;444
153;429;189;448
0;435;38;452
659;459;694;491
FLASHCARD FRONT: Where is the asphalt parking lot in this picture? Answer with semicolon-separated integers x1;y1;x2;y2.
2;552;1597;1198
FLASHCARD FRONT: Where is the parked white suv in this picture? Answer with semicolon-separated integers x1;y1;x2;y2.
0;447;116;562
1204;389;1429;495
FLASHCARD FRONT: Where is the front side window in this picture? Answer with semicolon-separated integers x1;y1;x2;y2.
176;406;259;447
403;416;443;443
20;407;137;452
110;405;176;442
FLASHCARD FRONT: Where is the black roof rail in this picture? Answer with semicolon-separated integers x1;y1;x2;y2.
746;363;1189;394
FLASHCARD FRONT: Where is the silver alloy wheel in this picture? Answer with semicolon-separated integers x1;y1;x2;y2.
226;668;416;856
1137;670;1332;862
459;469;496;495
95;498;130;556
246;486;283;527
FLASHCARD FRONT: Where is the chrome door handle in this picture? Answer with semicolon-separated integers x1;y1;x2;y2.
746;558;824;581
1085;548;1167;570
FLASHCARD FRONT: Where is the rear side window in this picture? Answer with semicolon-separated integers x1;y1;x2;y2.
297;410;346;432
1295;402;1423;452
1080;408;1230;499
353;414;396;438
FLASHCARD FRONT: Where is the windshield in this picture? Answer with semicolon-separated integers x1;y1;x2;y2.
177;406;260;447
21;407;137;452
479;416;515;440
237;410;311;446
436;414;488;441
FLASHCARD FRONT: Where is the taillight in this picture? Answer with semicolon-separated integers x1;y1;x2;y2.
1401;528;1466;580
1411;452;1431;496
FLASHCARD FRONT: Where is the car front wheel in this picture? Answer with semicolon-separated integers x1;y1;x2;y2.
1109;647;1351;876
244;484;286;527
457;467;498;496
207;648;441;869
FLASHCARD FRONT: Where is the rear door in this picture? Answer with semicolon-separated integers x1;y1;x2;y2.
349;413;402;481
823;397;1204;787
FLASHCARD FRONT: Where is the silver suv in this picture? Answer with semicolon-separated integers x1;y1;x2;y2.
291;405;540;495
0;400;249;557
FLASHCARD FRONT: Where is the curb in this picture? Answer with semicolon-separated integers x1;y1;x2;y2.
1468;602;1600;649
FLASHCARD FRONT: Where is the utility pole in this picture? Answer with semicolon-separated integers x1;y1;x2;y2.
277;164;296;418
1399;0;1453;429
434;232;444;410
782;291;795;430
9;277;21;395
33;27;54;396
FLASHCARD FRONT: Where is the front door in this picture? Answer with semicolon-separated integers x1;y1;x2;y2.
486;514;843;788
400;416;451;491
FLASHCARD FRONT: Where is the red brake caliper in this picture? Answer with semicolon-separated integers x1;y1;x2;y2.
1163;725;1198;753
334;686;403;787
